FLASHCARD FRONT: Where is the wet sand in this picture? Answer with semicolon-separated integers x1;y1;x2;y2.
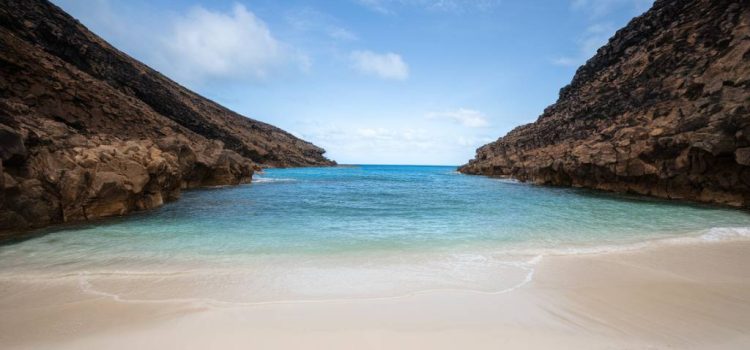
2;240;750;349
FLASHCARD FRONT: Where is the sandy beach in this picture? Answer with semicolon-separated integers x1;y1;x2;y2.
2;239;749;349
2;0;749;349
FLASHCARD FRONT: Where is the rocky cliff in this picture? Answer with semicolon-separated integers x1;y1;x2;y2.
0;0;334;238
460;0;750;207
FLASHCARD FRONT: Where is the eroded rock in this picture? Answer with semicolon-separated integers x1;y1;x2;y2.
0;0;328;238
460;0;750;207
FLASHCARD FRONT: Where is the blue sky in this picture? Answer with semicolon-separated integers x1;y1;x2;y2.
53;0;653;165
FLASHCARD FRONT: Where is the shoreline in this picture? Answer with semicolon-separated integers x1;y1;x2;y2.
2;238;750;349
2;226;750;299
6;164;748;247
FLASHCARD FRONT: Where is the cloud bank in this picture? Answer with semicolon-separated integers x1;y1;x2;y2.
162;4;301;83
297;123;492;165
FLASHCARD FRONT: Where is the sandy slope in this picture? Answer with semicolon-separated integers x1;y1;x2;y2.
2;241;749;349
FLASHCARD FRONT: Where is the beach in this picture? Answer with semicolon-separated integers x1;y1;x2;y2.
2;238;749;349
2;166;750;349
3;0;749;348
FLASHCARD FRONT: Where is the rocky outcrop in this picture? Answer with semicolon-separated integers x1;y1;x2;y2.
0;0;333;238
460;0;750;207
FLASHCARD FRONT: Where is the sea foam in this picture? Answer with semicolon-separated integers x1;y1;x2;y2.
252;177;296;183
700;227;750;242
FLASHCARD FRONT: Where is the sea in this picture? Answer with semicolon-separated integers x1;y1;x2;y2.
2;165;749;303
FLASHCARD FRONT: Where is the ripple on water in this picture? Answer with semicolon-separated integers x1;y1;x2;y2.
2;165;750;302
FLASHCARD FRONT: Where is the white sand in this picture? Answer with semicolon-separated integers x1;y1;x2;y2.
2;240;750;349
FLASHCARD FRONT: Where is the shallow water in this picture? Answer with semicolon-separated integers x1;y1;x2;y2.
2;165;750;302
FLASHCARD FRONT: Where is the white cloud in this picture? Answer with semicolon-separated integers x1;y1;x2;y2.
294;120;492;165
52;1;307;85
301;125;437;162
355;127;429;143
162;4;301;83
426;109;490;128
350;51;409;80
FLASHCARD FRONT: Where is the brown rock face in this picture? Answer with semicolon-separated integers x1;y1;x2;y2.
0;0;334;238
460;0;750;207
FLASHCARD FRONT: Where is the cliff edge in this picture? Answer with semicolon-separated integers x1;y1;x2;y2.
0;0;334;237
460;0;750;207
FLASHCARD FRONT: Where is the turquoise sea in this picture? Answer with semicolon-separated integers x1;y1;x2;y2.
2;165;750;302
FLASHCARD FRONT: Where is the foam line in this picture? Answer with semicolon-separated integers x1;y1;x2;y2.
252;177;296;184
73;255;545;308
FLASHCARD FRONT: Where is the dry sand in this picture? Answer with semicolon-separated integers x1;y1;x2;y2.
2;240;750;349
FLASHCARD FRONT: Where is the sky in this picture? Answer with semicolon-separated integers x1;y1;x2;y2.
53;0;653;165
